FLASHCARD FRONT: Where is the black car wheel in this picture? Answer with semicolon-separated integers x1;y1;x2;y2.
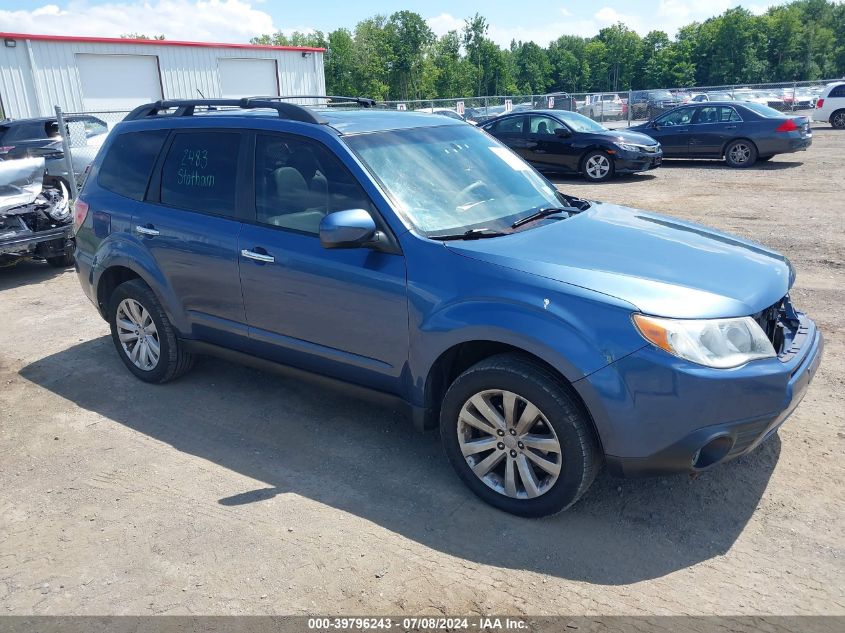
108;279;194;383
581;150;615;182
831;110;845;129
724;139;758;168
440;354;601;517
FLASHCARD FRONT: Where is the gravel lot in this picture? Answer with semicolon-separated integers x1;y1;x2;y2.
1;126;843;617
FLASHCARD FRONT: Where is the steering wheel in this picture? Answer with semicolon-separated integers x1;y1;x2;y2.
455;180;486;206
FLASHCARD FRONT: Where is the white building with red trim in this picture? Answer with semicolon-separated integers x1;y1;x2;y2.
0;32;326;119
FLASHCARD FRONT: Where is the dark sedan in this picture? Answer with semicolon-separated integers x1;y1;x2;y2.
630;102;812;167
481;110;662;182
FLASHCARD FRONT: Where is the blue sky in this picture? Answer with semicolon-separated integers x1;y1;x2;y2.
0;1;790;46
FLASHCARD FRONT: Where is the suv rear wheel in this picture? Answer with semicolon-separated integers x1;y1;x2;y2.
440;354;601;517
108;279;194;383
831;110;845;129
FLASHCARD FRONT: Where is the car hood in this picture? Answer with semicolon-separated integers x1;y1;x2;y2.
594;129;658;145
446;203;792;318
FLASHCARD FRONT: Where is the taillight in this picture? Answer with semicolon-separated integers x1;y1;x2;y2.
0;145;14;154
816;98;824;108
775;119;798;132
73;199;90;233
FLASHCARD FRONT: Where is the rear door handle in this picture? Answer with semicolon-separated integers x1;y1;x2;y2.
241;249;275;264
135;225;159;237
725;125;738;129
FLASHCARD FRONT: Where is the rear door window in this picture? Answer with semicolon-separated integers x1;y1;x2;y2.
99;129;169;200
160;131;241;217
488;116;525;135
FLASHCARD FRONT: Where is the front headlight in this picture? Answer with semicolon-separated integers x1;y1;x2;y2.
632;314;776;368
616;142;647;152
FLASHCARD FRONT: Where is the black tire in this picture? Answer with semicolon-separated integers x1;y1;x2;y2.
724;139;758;168
581;150;615;182
440;354;601;517
831;110;845;130
46;252;74;268
108;279;194;384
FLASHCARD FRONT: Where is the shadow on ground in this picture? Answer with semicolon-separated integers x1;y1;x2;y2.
20;337;780;586
0;259;73;292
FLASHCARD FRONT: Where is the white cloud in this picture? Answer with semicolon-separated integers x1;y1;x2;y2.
427;12;464;37
0;0;285;43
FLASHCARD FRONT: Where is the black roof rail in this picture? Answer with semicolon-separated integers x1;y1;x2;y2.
123;98;327;124
252;95;377;108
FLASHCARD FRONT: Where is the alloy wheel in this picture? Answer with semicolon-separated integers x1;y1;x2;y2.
115;298;160;371
729;142;751;164
457;389;562;499
585;154;611;179
832;112;845;128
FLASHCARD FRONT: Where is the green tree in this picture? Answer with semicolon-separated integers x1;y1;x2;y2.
511;41;553;93
385;11;435;99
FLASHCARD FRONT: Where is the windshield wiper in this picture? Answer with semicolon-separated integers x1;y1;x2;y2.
510;207;571;229
429;228;509;241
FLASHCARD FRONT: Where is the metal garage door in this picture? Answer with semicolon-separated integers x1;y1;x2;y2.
76;54;162;111
218;58;279;98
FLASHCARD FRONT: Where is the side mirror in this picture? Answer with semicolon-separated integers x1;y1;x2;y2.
319;209;377;249
554;127;571;138
650;121;660;129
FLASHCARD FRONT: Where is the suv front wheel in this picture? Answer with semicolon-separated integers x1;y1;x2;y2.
108;279;194;383
440;354;601;517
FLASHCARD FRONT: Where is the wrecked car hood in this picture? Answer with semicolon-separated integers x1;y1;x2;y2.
0;157;46;213
446;202;793;319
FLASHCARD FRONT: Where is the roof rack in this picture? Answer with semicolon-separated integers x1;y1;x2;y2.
253;95;377;108
123;98;328;124
123;95;377;123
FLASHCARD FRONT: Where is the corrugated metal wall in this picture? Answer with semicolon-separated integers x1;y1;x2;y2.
0;37;325;118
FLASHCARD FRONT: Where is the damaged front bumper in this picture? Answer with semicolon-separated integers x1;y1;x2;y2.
0;157;73;261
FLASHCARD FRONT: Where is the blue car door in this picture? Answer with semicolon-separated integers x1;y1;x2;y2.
649;107;695;157
688;105;743;157
237;132;409;394
135;128;248;347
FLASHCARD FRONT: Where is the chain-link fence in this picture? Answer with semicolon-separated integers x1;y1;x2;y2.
53;108;130;199
51;77;841;197
380;78;840;128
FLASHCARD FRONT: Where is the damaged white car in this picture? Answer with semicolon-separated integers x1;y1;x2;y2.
0;157;74;268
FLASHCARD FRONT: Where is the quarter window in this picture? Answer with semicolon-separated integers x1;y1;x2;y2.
254;134;374;235
160;132;240;216
829;84;845;98
99;129;169;201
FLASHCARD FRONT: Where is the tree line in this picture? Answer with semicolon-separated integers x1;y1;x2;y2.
251;0;845;100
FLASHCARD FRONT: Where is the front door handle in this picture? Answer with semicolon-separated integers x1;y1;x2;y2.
241;249;275;264
725;125;738;129
135;225;159;237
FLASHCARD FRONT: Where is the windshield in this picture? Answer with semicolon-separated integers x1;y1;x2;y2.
742;102;787;118
650;90;674;100
555;111;607;133
343;124;562;236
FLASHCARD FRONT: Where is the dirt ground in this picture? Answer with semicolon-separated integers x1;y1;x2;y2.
1;126;843;617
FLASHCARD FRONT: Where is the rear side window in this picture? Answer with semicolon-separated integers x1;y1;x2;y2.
99;129;168;201
829;84;845;98
160;132;240;216
489;116;524;134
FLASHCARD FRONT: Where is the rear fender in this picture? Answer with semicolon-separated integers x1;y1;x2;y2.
92;235;189;333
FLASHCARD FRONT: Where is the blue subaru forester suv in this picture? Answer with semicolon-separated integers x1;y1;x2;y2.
73;97;823;517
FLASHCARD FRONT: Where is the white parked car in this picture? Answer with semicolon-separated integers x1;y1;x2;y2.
577;94;624;120
814;81;845;129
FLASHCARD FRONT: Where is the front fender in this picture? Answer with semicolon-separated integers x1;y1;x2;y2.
92;234;189;333
408;291;646;407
